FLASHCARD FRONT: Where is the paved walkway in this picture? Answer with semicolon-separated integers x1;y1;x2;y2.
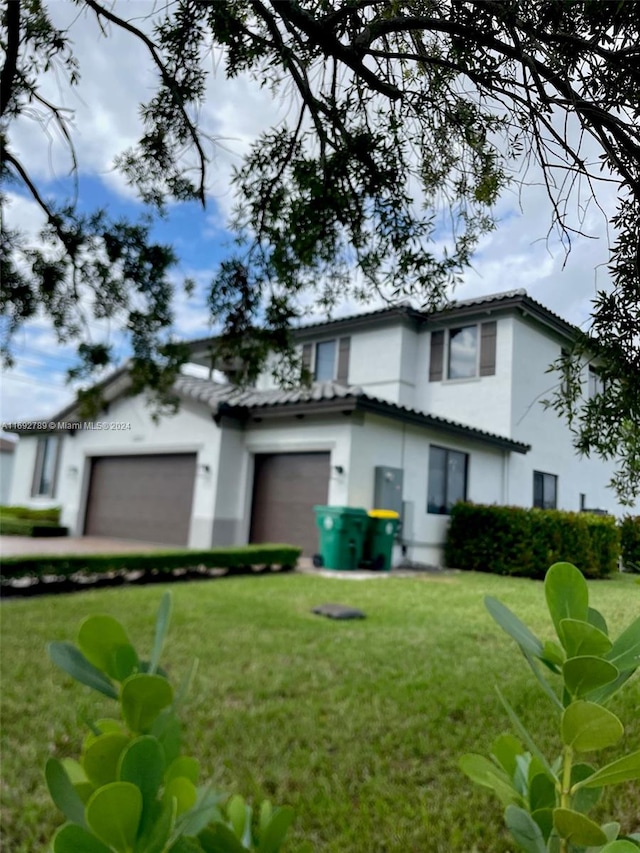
0;536;170;557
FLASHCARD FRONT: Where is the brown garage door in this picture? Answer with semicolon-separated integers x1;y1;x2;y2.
250;452;330;555
84;454;197;545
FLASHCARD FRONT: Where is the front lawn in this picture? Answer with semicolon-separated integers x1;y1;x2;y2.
1;571;638;852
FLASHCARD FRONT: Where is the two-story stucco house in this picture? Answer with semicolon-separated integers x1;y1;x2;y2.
7;289;624;565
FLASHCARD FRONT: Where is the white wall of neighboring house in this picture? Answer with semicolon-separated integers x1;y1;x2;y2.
0;445;16;504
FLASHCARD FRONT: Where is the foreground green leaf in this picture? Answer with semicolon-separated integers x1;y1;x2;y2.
545;563;589;643
553;808;608;846
45;758;87;828
47;642;118;699
562;701;624;752
505;805;547;853
485;597;543;658
121;674;173;734
573;751;640;790
149;591;172;675
52;823;112;853
459;754;521;806
563;656;619;698
85;782;142;853
606;617;640;672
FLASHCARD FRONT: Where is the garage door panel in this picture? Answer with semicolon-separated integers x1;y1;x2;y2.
250;452;330;555
84;454;196;546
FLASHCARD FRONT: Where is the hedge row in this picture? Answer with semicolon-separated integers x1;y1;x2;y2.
620;515;640;570
0;517;68;537
445;503;619;579
0;505;61;523
0;544;302;580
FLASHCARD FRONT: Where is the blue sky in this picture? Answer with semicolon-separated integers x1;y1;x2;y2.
0;2;619;427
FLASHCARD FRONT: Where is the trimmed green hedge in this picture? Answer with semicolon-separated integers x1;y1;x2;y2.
0;505;61;523
0;544;302;580
620;515;640;570
0;517;68;537
445;503;619;579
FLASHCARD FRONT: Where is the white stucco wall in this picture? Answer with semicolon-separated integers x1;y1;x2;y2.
1;448;16;505
342;325;408;403
509;317;622;515
347;413;508;566
414;316;514;437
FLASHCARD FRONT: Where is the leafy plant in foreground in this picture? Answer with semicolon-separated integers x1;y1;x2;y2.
461;562;640;852
45;592;293;852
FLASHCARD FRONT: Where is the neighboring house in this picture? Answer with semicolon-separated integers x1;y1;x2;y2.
0;437;17;504
7;289;627;564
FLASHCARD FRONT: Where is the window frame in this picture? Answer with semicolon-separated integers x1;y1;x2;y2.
533;470;558;510
427;445;469;515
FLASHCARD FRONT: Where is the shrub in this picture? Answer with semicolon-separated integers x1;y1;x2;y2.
0;516;68;537
0;504;61;522
445;503;619;579
461;562;640;852
0;544;302;580
620;516;640;571
45;592;294;852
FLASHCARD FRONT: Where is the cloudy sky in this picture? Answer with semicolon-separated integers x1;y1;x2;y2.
1;1;618;427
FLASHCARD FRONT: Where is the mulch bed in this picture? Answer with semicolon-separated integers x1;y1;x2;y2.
0;564;294;599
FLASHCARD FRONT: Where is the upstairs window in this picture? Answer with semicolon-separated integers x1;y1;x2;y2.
301;337;350;384
314;340;336;380
429;321;496;381
31;435;60;498
588;366;604;398
448;325;478;379
427;446;468;514
533;470;557;510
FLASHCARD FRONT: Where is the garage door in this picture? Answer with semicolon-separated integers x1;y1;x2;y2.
84;454;197;545
250;452;330;555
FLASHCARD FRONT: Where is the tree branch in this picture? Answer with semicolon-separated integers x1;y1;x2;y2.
0;0;21;118
82;0;209;205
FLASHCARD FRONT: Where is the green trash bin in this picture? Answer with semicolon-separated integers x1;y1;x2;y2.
313;506;369;570
366;510;400;571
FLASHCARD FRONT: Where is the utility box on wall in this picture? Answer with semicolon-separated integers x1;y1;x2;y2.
373;466;404;516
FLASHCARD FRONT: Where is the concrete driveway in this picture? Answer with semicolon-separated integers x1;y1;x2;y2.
0;536;172;558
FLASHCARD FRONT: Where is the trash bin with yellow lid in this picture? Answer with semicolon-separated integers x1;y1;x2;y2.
366;509;400;571
312;505;369;570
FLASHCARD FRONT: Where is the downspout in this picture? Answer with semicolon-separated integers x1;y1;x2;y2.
502;449;510;506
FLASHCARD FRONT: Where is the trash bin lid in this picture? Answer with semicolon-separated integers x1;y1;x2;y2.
368;509;400;519
314;505;369;516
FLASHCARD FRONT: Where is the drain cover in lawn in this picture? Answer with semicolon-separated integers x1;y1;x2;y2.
312;603;366;620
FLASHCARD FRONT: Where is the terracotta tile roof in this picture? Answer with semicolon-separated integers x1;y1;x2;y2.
173;376;530;453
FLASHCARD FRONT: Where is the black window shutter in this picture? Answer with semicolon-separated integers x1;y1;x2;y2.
336;337;350;384
429;330;444;381
479;321;497;376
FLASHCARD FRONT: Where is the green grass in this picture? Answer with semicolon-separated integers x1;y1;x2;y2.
1;571;638;852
